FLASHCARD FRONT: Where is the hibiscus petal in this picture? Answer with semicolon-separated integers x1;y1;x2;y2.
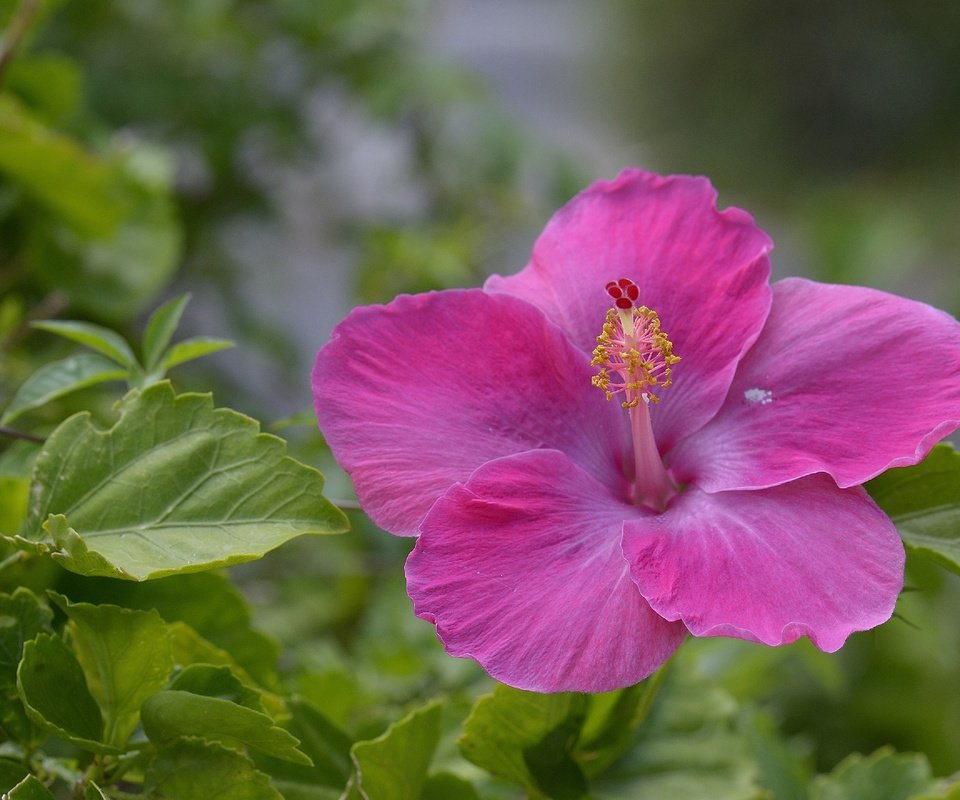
669;278;960;492
485;168;774;451
406;450;687;692
313;290;629;536
623;476;904;651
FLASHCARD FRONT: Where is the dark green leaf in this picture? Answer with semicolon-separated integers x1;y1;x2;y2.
810;748;934;800
350;701;443;800
83;784;108;800
142;294;191;372
50;594;173;748
141;690;310;764
2;774;56;800
459;685;588;798
16;634;113;753
868;444;960;574
1;354;127;425
148;739;283;800
30;321;137;368
0;759;28;794
159;336;234;371
18;382;349;580
0;589;51;746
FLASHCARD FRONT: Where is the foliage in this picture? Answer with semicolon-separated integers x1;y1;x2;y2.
1;1;959;799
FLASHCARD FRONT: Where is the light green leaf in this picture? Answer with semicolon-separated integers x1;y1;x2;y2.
459;685;588;799
0;94;122;237
1;354;127;424
868;444;960;574
3;774;56;800
0;476;30;536
16;634;116;754
141;690;311;764
810;748;934;800
49;594;174;748
31;321;137;368
350;701;443;800
159;336;234;371
148;739;283;800
18;382;349;580
142;294;191;372
59;572;280;684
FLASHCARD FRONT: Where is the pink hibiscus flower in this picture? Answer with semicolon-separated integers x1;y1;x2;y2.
312;169;960;693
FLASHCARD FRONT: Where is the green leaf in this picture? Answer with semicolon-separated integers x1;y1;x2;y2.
49;594;174;748
349;701;443;800
0;475;30;536
0;95;123;237
16;634;114;754
31;321;137;368
83;784;109;800
0;589;51;745
422;772;481;800
810;748;934;800
868;444;960;574
459;685;588;799
141;690;311;764
2;775;56;800
0;759;28;794
18;382;349;580
142;294;191;372
28;143;182;323
159;336;235;371
590;660;762;800
148;739;283;800
58;572;280;684
5;54;82;125
255;699;354;794
169;664;264;713
1;354;127;425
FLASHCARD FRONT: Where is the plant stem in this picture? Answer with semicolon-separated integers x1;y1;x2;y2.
0;425;44;443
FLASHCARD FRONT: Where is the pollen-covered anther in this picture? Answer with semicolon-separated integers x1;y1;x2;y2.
592;288;680;408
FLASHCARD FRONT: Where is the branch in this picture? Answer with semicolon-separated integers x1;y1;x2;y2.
0;425;44;444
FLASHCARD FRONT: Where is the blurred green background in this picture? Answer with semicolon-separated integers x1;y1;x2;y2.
2;0;959;788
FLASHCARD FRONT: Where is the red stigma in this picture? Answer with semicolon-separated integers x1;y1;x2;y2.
605;277;640;308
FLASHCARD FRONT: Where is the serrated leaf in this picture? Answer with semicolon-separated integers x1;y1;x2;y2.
142;294;191;372
349;701;443;800
868;444;960;574
1;354;127;425
810;747;934;800
159;336;234;371
18;381;348;580
3;774;56;800
141;690;310;764
31;321;137;368
459;685;588;799
49;593;173;748
16;634;116;754
148;739;283;800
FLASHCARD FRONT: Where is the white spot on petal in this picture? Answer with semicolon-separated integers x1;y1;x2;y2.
744;387;773;406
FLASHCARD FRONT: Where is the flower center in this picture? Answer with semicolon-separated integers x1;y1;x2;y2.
591;278;680;510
